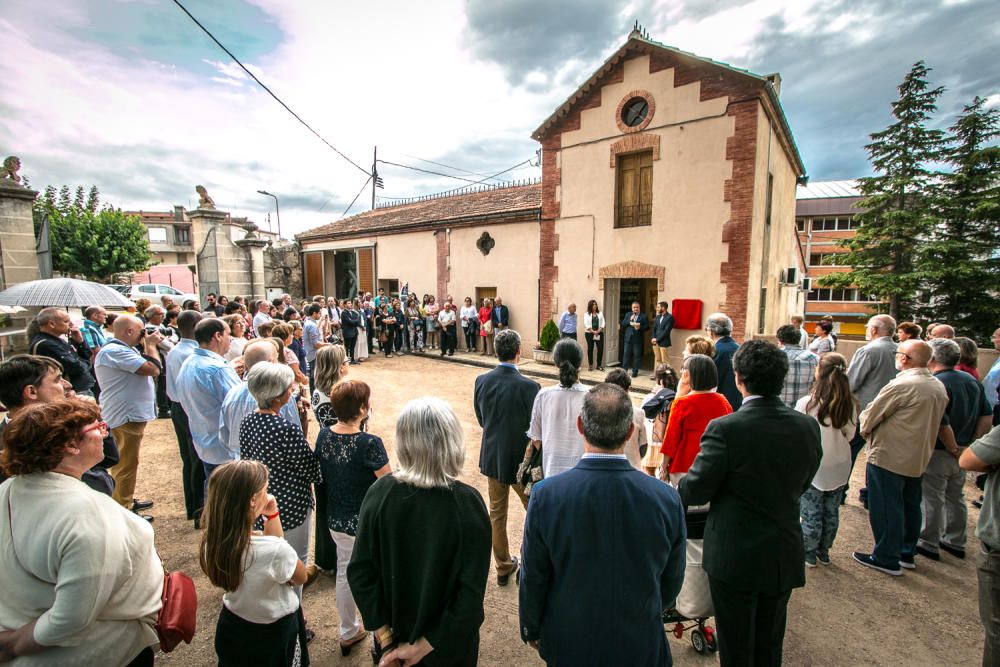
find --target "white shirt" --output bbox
[460,306,477,327]
[797,327,809,349]
[225,336,247,362]
[526,383,589,477]
[584,312,606,333]
[94,340,156,429]
[223,535,300,624]
[438,309,456,327]
[252,311,271,336]
[624,406,648,470]
[796,395,856,491]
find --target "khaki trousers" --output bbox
[487,477,529,576]
[652,342,670,365]
[110,421,147,508]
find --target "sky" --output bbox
[1,0,997,237]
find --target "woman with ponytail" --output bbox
[525,338,589,477]
[795,352,858,567]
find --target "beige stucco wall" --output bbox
[374,230,438,292]
[744,104,804,336]
[446,223,540,346]
[552,54,736,360]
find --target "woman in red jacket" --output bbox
[659,354,732,484]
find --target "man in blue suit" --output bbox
[706,312,742,410]
[620,300,649,378]
[520,383,687,666]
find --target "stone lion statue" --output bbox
[195,184,216,209]
[1,156,22,185]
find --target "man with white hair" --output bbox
[145,305,174,419]
[221,339,301,458]
[29,307,95,397]
[917,338,993,561]
[251,299,271,336]
[705,312,741,410]
[846,314,899,506]
[94,314,163,516]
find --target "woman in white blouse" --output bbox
[525,339,589,477]
[460,297,479,352]
[0,400,163,666]
[223,314,248,361]
[583,299,606,371]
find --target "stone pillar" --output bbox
[0,181,40,290]
[188,206,228,303]
[235,236,268,302]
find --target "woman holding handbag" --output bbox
[0,400,163,666]
[201,460,310,666]
[583,299,605,371]
[479,297,495,356]
[375,304,396,358]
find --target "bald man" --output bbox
[853,339,949,575]
[94,314,163,515]
[932,324,956,340]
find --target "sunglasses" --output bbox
[81,421,109,436]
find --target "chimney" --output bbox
[765,73,781,97]
[174,205,186,221]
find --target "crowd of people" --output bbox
[0,286,999,666]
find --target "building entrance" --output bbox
[603,278,658,370]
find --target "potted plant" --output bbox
[533,319,560,364]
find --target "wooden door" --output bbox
[475,286,497,308]
[304,253,323,298]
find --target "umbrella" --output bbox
[0,278,133,308]
[0,305,26,315]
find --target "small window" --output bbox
[796,219,806,232]
[615,150,653,228]
[175,226,191,244]
[621,97,649,128]
[148,227,167,243]
[836,218,851,230]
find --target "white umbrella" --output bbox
[0,278,133,308]
[0,305,26,315]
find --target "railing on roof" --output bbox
[373,177,541,210]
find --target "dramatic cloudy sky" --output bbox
[1,0,997,236]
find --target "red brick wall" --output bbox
[538,135,561,333]
[435,230,450,299]
[719,100,759,341]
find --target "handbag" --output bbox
[157,568,198,652]
[651,399,673,445]
[516,445,544,496]
[482,319,494,335]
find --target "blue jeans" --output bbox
[867,463,922,569]
[800,485,844,560]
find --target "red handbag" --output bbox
[156,569,198,652]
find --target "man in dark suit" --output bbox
[340,298,361,363]
[679,339,822,667]
[620,300,649,378]
[706,311,742,410]
[650,300,675,378]
[474,328,540,586]
[491,296,510,331]
[520,382,686,666]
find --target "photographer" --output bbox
[94,315,163,519]
[145,305,174,419]
[27,307,95,398]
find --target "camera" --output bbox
[144,325,172,338]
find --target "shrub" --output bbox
[538,319,560,352]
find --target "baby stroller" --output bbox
[663,506,718,655]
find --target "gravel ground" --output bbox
[142,353,984,666]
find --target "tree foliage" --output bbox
[34,185,152,283]
[538,319,560,351]
[819,62,945,321]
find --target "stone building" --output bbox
[298,29,809,369]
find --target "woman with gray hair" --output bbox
[239,361,322,601]
[348,397,491,666]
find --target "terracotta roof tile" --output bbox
[297,182,542,242]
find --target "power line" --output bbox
[377,160,488,185]
[339,175,374,219]
[170,0,371,177]
[401,154,500,178]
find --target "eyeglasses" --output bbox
[81,421,109,436]
[895,351,913,360]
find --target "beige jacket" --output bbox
[860,368,949,477]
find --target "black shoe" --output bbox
[940,543,966,559]
[852,551,901,576]
[132,499,154,512]
[498,557,519,587]
[305,628,316,645]
[974,498,984,509]
[916,545,940,561]
[157,411,171,419]
[899,554,916,570]
[631,371,638,378]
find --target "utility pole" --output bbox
[371,146,378,210]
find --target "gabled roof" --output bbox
[297,182,542,243]
[532,32,806,177]
[796,180,861,199]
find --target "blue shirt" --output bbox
[221,382,301,457]
[304,319,322,362]
[94,340,156,429]
[80,319,106,350]
[558,311,577,334]
[175,347,241,464]
[165,339,198,402]
[985,357,1000,410]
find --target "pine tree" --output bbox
[57,185,71,214]
[820,61,945,321]
[918,96,1000,344]
[85,185,100,213]
[73,185,85,211]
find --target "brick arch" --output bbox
[598,261,665,290]
[609,134,661,167]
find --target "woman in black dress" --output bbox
[314,380,391,655]
[309,344,349,574]
[348,397,491,666]
[375,304,396,358]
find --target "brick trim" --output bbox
[719,100,759,341]
[435,230,450,299]
[538,218,559,334]
[597,261,665,290]
[609,134,661,167]
[615,90,656,134]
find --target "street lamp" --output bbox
[257,190,281,239]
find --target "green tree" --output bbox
[538,319,560,351]
[57,185,71,214]
[820,61,945,320]
[49,206,152,282]
[918,96,1000,343]
[72,185,85,211]
[85,185,100,214]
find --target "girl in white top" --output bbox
[795,352,857,567]
[526,339,589,477]
[201,460,309,666]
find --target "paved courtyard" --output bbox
[143,353,984,666]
